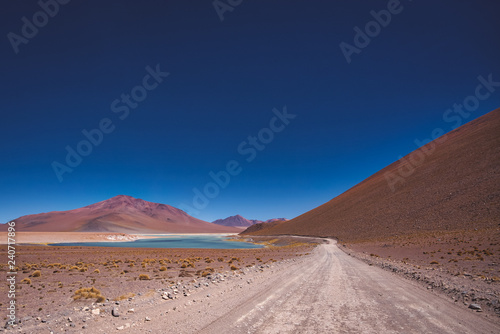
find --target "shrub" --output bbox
[72,286,105,302]
[159,266,167,271]
[430,261,439,265]
[93,269,100,274]
[230,265,238,271]
[21,278,31,284]
[32,270,41,277]
[138,274,150,280]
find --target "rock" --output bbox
[112,308,120,317]
[145,317,151,321]
[162,292,173,300]
[91,309,100,315]
[67,317,72,322]
[468,303,482,311]
[128,308,135,313]
[117,325,124,330]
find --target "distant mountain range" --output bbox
[212,215,287,227]
[243,108,500,242]
[1,195,239,233]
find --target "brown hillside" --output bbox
[1,195,239,234]
[243,109,500,241]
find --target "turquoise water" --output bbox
[50,235,263,249]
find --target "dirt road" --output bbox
[184,240,496,334]
[18,240,499,333]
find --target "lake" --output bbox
[50,234,263,249]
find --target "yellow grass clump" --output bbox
[32,270,41,277]
[72,286,105,302]
[21,278,31,284]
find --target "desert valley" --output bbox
[2,1,500,332]
[0,108,499,333]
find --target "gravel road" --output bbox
[17,240,499,333]
[195,240,500,334]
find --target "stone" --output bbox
[112,308,120,317]
[91,309,100,315]
[468,303,482,311]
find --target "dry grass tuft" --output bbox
[72,286,105,302]
[138,274,150,280]
[21,278,31,284]
[32,270,41,277]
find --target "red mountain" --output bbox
[212,215,287,227]
[2,195,239,233]
[242,109,500,242]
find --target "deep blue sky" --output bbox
[1,0,499,223]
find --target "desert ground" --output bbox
[344,227,500,317]
[0,236,316,333]
[2,236,499,333]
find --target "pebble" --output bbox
[91,309,100,315]
[145,317,151,321]
[468,303,482,311]
[112,308,120,317]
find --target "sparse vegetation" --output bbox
[138,274,150,280]
[32,270,41,277]
[72,287,105,302]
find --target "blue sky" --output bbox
[1,0,499,223]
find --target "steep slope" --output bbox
[243,109,500,241]
[212,215,287,227]
[2,195,239,233]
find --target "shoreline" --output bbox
[0,232,243,246]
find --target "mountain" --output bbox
[212,215,287,227]
[2,195,239,233]
[242,109,500,242]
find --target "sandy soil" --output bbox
[2,238,499,333]
[0,236,316,332]
[344,228,500,317]
[0,232,156,245]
